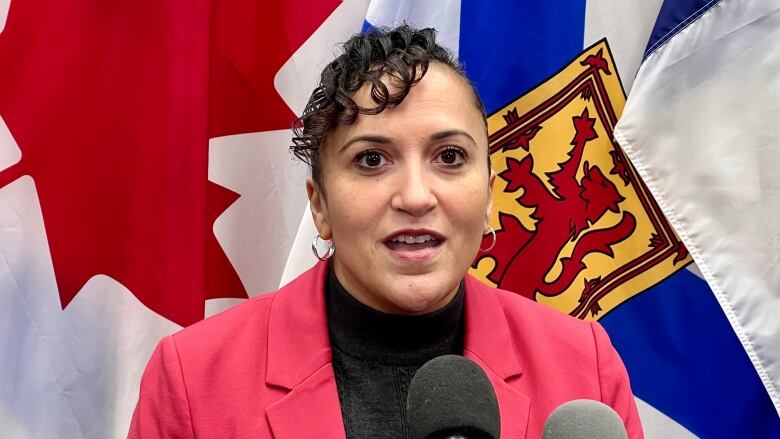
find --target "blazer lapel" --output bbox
[464,275,531,438]
[265,364,346,439]
[465,352,531,439]
[264,261,346,438]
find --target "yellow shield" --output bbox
[470,40,690,320]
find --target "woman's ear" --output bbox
[485,169,497,229]
[306,177,333,240]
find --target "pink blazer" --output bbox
[129,261,643,438]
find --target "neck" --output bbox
[325,264,465,365]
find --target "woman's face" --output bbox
[308,63,495,315]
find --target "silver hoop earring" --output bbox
[479,227,497,252]
[311,234,335,261]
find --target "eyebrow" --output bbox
[338,135,389,153]
[338,130,477,153]
[430,129,477,145]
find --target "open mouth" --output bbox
[384,232,443,252]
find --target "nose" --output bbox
[391,161,437,216]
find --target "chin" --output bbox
[387,282,456,315]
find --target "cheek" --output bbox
[447,185,491,233]
[462,174,491,208]
[327,187,385,237]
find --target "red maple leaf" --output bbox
[0,0,339,326]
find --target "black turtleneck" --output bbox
[326,266,465,439]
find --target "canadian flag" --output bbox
[0,0,368,436]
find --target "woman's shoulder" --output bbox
[465,279,642,438]
[168,293,278,355]
[166,262,326,359]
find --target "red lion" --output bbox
[474,108,636,307]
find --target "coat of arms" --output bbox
[471,40,690,319]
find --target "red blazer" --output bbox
[129,261,643,438]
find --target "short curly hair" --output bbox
[291,24,486,188]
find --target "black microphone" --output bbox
[542,399,628,439]
[406,355,500,439]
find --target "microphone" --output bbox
[406,355,500,439]
[542,399,628,439]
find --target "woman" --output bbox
[129,25,643,438]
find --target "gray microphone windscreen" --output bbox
[542,399,627,439]
[406,355,500,439]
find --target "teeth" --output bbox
[392,234,436,243]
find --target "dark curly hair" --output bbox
[291,24,486,188]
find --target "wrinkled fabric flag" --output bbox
[614,0,780,433]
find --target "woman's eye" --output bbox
[436,147,466,166]
[356,150,386,168]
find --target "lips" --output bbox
[384,229,444,260]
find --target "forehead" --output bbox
[327,63,486,148]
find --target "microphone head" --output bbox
[406,355,500,439]
[542,399,627,439]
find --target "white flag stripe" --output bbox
[275,0,371,117]
[280,201,320,286]
[205,297,246,318]
[0,0,10,34]
[0,115,21,173]
[209,130,309,297]
[584,0,715,333]
[365,0,461,56]
[583,0,664,93]
[0,177,179,438]
[685,263,705,282]
[615,0,780,415]
[635,397,699,439]
[0,407,30,439]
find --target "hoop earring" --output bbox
[479,227,496,252]
[311,234,335,261]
